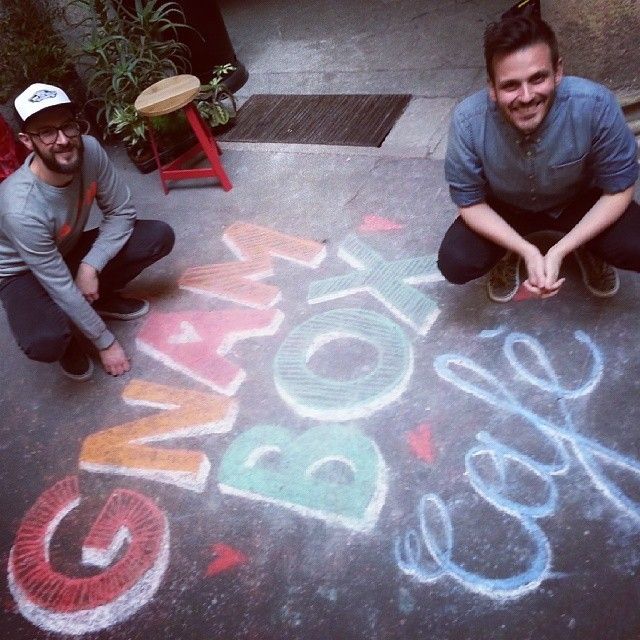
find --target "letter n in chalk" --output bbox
[80,380,237,492]
[136,309,283,395]
[218,424,388,532]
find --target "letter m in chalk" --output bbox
[308,234,443,335]
[218,424,388,532]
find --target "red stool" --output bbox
[134,74,232,194]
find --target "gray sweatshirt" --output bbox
[0,135,136,349]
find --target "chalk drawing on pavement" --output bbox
[358,214,405,232]
[308,234,443,335]
[80,379,238,492]
[407,423,436,464]
[7,476,169,635]
[205,543,248,576]
[179,222,326,308]
[219,423,388,532]
[274,308,413,421]
[396,330,640,600]
[136,309,284,395]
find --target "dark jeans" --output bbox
[0,219,174,362]
[437,189,640,284]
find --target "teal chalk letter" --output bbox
[308,234,442,334]
[218,424,388,532]
[274,308,413,421]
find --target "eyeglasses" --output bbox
[26,119,83,145]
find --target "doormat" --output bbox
[217,94,411,147]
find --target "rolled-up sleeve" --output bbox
[590,89,639,193]
[445,108,487,208]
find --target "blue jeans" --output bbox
[0,219,174,362]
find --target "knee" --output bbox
[156,221,175,257]
[21,329,71,363]
[136,220,175,259]
[437,243,479,285]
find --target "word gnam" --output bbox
[395,330,640,600]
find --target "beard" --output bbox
[33,136,84,175]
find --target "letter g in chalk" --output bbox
[273,308,413,421]
[218,424,388,532]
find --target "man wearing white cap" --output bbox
[0,83,175,381]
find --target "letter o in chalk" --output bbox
[274,308,413,420]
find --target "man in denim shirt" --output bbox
[438,15,640,302]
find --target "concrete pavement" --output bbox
[2,1,640,639]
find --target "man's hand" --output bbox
[540,247,566,297]
[99,340,131,376]
[522,245,546,292]
[75,262,100,302]
[522,245,565,298]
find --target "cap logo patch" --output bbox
[29,89,57,103]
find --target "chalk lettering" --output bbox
[80,379,237,492]
[273,308,413,420]
[179,222,326,307]
[8,476,169,635]
[396,330,640,600]
[218,424,388,532]
[136,309,284,395]
[308,234,442,334]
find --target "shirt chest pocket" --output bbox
[547,153,588,187]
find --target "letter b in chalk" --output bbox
[218,424,388,532]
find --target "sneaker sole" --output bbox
[486,259,521,303]
[574,253,620,298]
[60,358,94,382]
[96,300,150,320]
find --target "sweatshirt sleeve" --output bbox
[1,210,115,350]
[81,137,136,272]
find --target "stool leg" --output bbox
[184,103,233,192]
[146,119,169,195]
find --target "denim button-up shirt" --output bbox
[445,76,639,215]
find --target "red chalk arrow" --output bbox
[407,423,436,464]
[358,214,405,232]
[206,543,248,576]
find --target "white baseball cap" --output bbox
[14,83,74,124]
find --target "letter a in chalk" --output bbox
[218,424,388,532]
[136,309,284,395]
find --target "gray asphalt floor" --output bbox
[2,1,640,639]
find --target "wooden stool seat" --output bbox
[134,74,232,193]
[134,75,201,117]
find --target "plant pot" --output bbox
[127,129,198,174]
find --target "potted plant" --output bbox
[0,0,80,119]
[64,0,236,172]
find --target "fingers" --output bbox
[99,341,131,376]
[523,277,565,298]
[105,357,131,376]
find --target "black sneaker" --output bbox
[59,338,94,382]
[94,294,150,320]
[574,248,619,298]
[487,251,521,303]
